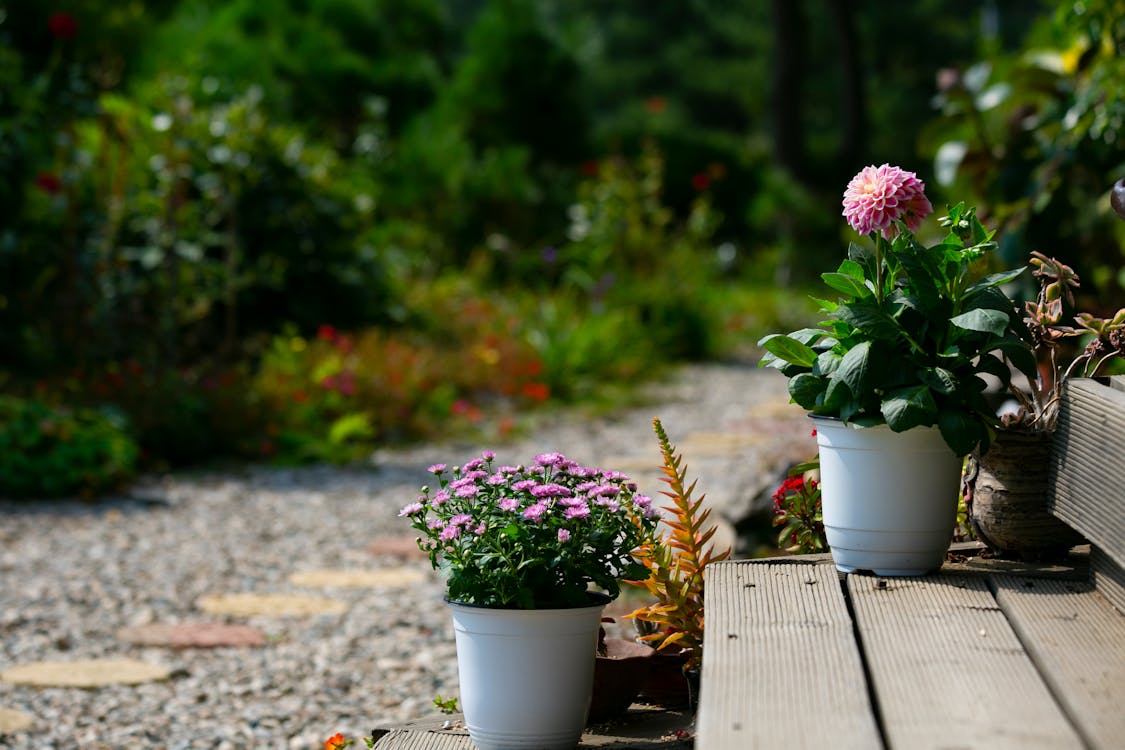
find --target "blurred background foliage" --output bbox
[1,0,1121,495]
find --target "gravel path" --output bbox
[0,363,811,749]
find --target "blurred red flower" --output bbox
[48,12,78,40]
[35,172,62,194]
[521,382,550,402]
[690,173,710,192]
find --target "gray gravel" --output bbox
[0,363,810,749]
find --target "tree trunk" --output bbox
[770,0,806,183]
[827,0,866,178]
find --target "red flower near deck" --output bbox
[323,733,352,750]
[48,12,78,40]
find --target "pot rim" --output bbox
[445,590,613,611]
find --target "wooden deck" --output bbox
[371,704,694,749]
[697,551,1125,750]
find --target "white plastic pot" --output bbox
[447,595,607,750]
[813,417,963,576]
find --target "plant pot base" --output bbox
[835,563,936,577]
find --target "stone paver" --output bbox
[0,659,170,688]
[117,622,266,648]
[288,567,428,589]
[195,593,348,618]
[0,707,34,732]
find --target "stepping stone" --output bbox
[0,659,170,688]
[367,535,428,559]
[287,567,427,588]
[117,622,266,648]
[0,707,34,732]
[196,593,348,618]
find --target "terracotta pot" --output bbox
[587,638,655,724]
[966,429,1084,560]
[636,649,692,708]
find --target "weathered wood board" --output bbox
[848,574,1083,750]
[1049,376,1125,569]
[992,574,1125,750]
[697,561,882,749]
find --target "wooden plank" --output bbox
[1091,545,1125,615]
[696,560,882,749]
[373,729,471,750]
[848,574,1083,749]
[1049,377,1125,568]
[993,574,1125,750]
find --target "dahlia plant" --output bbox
[760,164,1036,456]
[402,451,659,609]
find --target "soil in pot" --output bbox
[966,429,1085,560]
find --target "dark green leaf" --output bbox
[990,339,1039,384]
[813,350,843,377]
[950,308,1009,336]
[918,367,957,394]
[938,409,986,457]
[974,353,1013,384]
[881,385,938,432]
[835,341,873,395]
[837,302,902,341]
[788,373,825,410]
[965,267,1027,294]
[820,377,852,414]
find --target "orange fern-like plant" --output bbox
[625,418,730,670]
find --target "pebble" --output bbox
[0,363,806,749]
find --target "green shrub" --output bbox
[0,396,138,498]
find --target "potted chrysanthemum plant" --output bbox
[760,164,1035,576]
[401,450,659,750]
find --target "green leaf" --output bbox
[881,385,938,432]
[811,296,839,313]
[820,377,852,414]
[788,373,825,410]
[965,267,1027,294]
[760,334,818,368]
[838,259,866,280]
[974,353,1013,384]
[989,339,1039,384]
[950,308,1009,336]
[837,302,902,342]
[918,367,957,395]
[938,409,986,457]
[813,350,842,377]
[821,272,870,299]
[834,341,873,396]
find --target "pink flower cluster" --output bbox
[842,164,933,239]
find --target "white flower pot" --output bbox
[447,596,607,750]
[813,417,963,576]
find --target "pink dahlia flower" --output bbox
[842,164,933,238]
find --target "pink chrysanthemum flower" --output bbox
[842,164,933,238]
